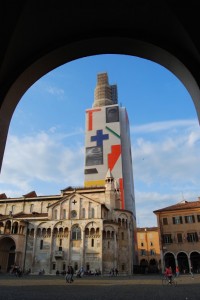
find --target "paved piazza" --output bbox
[0,274,200,300]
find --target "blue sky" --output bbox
[0,54,200,227]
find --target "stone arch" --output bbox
[0,236,16,273]
[5,220,11,234]
[1,35,200,174]
[12,221,19,234]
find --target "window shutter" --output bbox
[185,216,188,223]
[180,216,183,224]
[195,232,198,242]
[192,215,195,223]
[172,217,175,224]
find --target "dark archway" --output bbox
[177,252,189,274]
[149,259,158,273]
[0,237,16,273]
[164,252,176,272]
[190,251,200,273]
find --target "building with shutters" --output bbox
[136,227,161,273]
[154,198,200,274]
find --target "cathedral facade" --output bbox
[0,73,137,275]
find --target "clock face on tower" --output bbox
[71,210,77,218]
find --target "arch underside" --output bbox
[1,2,200,172]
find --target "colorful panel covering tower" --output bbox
[84,73,136,216]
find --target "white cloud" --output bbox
[0,119,200,228]
[131,119,198,134]
[45,85,64,97]
[0,130,84,197]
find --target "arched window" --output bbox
[85,228,89,236]
[42,228,46,237]
[90,227,95,235]
[72,226,81,240]
[30,228,35,236]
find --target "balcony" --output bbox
[54,250,63,259]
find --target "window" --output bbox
[163,218,168,225]
[91,239,94,247]
[172,216,183,224]
[121,232,124,240]
[150,249,155,255]
[197,215,200,222]
[71,210,77,218]
[150,242,153,246]
[141,242,144,247]
[40,240,43,249]
[141,249,146,256]
[163,234,173,244]
[108,241,110,249]
[72,226,81,240]
[54,209,58,220]
[177,233,183,243]
[187,232,198,242]
[185,215,195,223]
[52,263,56,270]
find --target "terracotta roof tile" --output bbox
[0,193,7,199]
[154,200,200,213]
[23,191,37,198]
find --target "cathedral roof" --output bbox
[23,191,37,198]
[0,193,7,199]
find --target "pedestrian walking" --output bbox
[66,265,74,283]
[175,266,179,277]
[190,266,194,278]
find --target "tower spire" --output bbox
[93,72,114,107]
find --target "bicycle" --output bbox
[162,275,177,286]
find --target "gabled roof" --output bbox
[0,193,7,199]
[153,199,200,213]
[23,191,37,198]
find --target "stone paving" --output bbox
[0,274,200,300]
